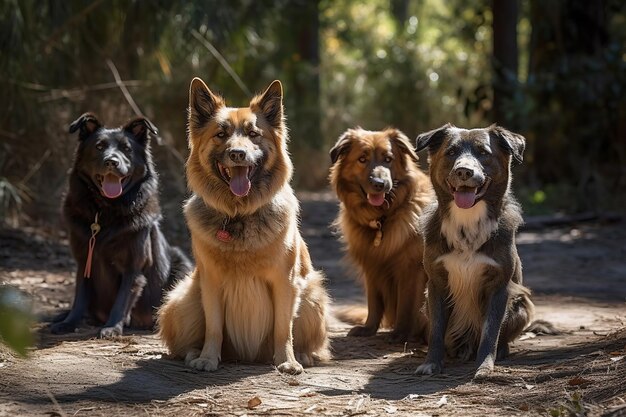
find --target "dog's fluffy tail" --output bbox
[525,319,561,335]
[334,305,368,326]
[165,246,193,290]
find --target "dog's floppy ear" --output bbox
[414,123,452,153]
[330,129,356,164]
[188,77,224,130]
[69,113,102,140]
[251,80,284,130]
[489,124,526,164]
[387,128,419,164]
[124,117,159,144]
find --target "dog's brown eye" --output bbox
[446,149,456,156]
[123,144,132,152]
[358,156,367,163]
[95,143,104,151]
[249,131,259,138]
[384,156,393,163]
[216,132,226,139]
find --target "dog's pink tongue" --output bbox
[367,193,385,207]
[454,189,477,209]
[102,173,123,199]
[229,166,251,197]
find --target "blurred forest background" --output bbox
[1,0,625,230]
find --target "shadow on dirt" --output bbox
[323,330,626,401]
[57,358,273,403]
[15,355,275,405]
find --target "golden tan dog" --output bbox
[329,128,433,342]
[157,78,330,374]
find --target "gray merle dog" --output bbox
[413,124,536,379]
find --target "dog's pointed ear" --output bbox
[251,80,284,130]
[414,123,451,153]
[124,117,159,144]
[489,124,526,164]
[387,128,419,163]
[330,129,355,164]
[69,113,102,140]
[189,77,224,131]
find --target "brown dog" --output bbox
[157,78,330,374]
[414,124,534,379]
[329,128,433,342]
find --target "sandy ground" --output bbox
[1,191,625,417]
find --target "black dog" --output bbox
[50,113,192,338]
[414,124,535,379]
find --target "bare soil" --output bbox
[1,191,625,417]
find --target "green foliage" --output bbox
[0,286,34,356]
[321,0,493,143]
[548,391,587,417]
[0,0,624,220]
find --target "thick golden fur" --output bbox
[329,128,433,342]
[158,78,330,374]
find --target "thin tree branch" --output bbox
[191,29,252,96]
[106,59,144,117]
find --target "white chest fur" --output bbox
[436,201,501,343]
[440,201,498,252]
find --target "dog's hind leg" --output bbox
[498,284,534,358]
[391,268,428,343]
[157,273,205,359]
[165,246,193,290]
[293,272,331,366]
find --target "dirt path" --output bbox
[1,192,625,416]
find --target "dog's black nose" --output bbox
[104,158,119,168]
[229,149,246,162]
[454,167,474,181]
[369,176,386,192]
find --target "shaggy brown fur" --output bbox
[329,128,434,342]
[414,124,534,379]
[157,78,330,375]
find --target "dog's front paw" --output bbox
[99,325,123,338]
[348,325,377,337]
[473,365,493,381]
[50,321,77,334]
[415,361,443,375]
[189,356,219,372]
[277,360,303,375]
[473,356,495,381]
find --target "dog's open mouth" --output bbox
[367,192,386,207]
[218,162,256,197]
[447,177,491,209]
[360,185,388,207]
[96,173,129,199]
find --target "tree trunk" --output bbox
[492,0,519,128]
[390,0,410,28]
